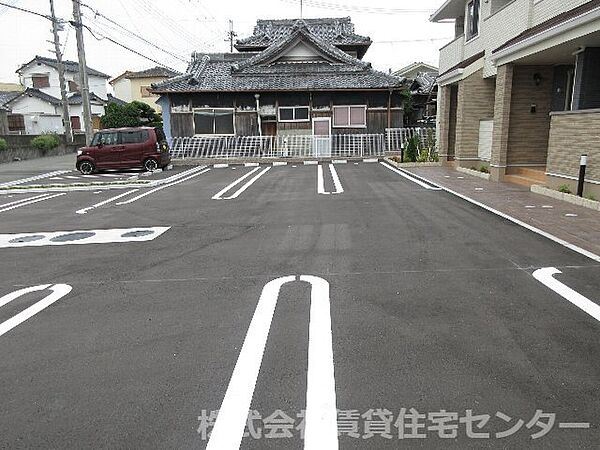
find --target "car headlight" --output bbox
[77,150,83,156]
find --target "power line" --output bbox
[373,37,453,44]
[279,0,436,15]
[0,1,50,20]
[80,2,188,63]
[80,22,179,72]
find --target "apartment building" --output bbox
[432,0,600,196]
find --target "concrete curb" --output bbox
[172,156,383,165]
[456,166,491,180]
[531,184,600,212]
[383,157,442,168]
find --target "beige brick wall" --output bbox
[455,69,496,163]
[491,64,513,174]
[532,0,589,26]
[547,110,600,185]
[506,66,554,166]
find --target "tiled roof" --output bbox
[152,21,403,93]
[493,0,600,54]
[110,66,181,84]
[0,91,21,107]
[410,72,437,95]
[235,17,371,56]
[17,55,110,78]
[6,88,62,106]
[107,93,128,105]
[67,92,106,105]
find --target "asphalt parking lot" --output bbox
[0,160,598,449]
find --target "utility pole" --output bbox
[225,20,237,53]
[49,0,73,144]
[72,0,93,145]
[300,0,303,18]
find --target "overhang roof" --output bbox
[17,55,110,79]
[5,87,62,107]
[430,0,465,22]
[110,66,181,85]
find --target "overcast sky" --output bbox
[0,0,453,85]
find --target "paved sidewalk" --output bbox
[405,166,600,259]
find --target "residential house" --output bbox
[0,106,8,134]
[110,66,180,112]
[432,0,600,196]
[2,56,110,134]
[393,62,439,126]
[152,17,405,142]
[393,61,439,80]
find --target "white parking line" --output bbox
[318,164,343,195]
[212,167,261,200]
[533,267,600,322]
[304,161,318,165]
[363,158,378,163]
[244,162,259,167]
[0,170,71,187]
[0,284,72,338]
[117,168,210,205]
[207,275,338,450]
[76,189,140,214]
[273,161,287,166]
[214,164,229,168]
[379,162,442,190]
[329,164,344,194]
[0,193,66,213]
[0,194,50,209]
[214,167,271,200]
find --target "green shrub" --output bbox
[31,134,60,151]
[479,165,490,174]
[0,137,7,151]
[404,135,419,163]
[558,184,572,194]
[586,194,597,201]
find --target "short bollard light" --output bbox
[577,154,587,197]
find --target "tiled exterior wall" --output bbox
[455,69,496,163]
[532,0,589,26]
[547,110,600,183]
[439,36,465,74]
[506,66,554,165]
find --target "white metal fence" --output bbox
[170,129,434,160]
[385,127,435,152]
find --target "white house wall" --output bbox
[10,95,58,115]
[24,114,63,135]
[20,63,108,100]
[112,78,132,102]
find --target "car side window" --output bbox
[97,132,118,146]
[121,131,141,144]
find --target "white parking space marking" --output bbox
[0,170,71,187]
[0,193,66,213]
[379,162,442,190]
[273,161,287,166]
[0,194,50,209]
[304,161,318,165]
[0,227,170,249]
[214,164,229,168]
[0,284,72,338]
[76,189,140,214]
[363,158,378,163]
[244,162,259,167]
[117,167,210,205]
[207,276,338,450]
[533,267,600,323]
[212,167,270,200]
[318,164,343,195]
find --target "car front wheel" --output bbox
[144,158,158,172]
[78,161,95,175]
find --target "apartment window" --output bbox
[7,114,25,132]
[466,0,480,40]
[193,108,235,135]
[332,105,367,128]
[68,80,79,92]
[32,75,50,88]
[278,106,310,122]
[140,85,156,98]
[70,116,81,131]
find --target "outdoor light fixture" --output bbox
[533,73,542,86]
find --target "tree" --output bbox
[100,101,162,128]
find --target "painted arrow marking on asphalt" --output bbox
[533,267,600,322]
[207,275,338,450]
[0,284,72,337]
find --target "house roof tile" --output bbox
[17,55,110,78]
[152,21,403,93]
